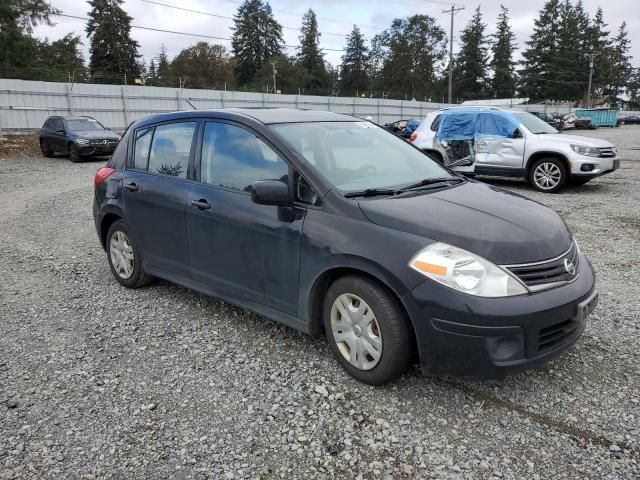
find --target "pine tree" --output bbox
[147,59,157,86]
[232,0,283,86]
[0,0,58,74]
[86,0,141,84]
[606,22,632,107]
[297,9,329,93]
[35,34,88,82]
[454,6,490,100]
[370,15,446,100]
[519,0,563,101]
[156,44,172,86]
[339,26,369,95]
[586,7,611,101]
[491,5,517,98]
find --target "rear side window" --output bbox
[133,128,153,170]
[430,114,441,131]
[147,122,196,178]
[200,122,289,191]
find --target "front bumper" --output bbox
[78,144,117,156]
[401,254,596,377]
[569,154,620,177]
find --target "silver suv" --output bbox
[411,107,620,192]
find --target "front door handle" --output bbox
[191,199,211,210]
[124,182,138,192]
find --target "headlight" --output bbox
[570,144,600,157]
[75,137,90,145]
[409,243,528,297]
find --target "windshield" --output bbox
[66,118,106,131]
[512,112,558,134]
[271,121,453,193]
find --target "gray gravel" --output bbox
[1,126,640,479]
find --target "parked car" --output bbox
[411,107,620,192]
[93,108,598,385]
[562,114,595,130]
[383,118,420,138]
[617,115,640,126]
[39,115,121,162]
[531,111,564,130]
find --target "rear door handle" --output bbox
[124,182,138,192]
[191,199,211,210]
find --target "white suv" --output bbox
[411,107,620,192]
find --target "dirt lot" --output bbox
[1,127,639,479]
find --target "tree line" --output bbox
[1,0,638,107]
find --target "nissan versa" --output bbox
[93,108,598,385]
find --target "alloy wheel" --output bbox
[533,162,562,190]
[109,231,135,279]
[330,293,383,371]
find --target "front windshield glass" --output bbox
[271,121,453,192]
[512,112,558,134]
[66,118,106,131]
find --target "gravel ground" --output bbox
[1,126,639,479]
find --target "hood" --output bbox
[535,133,613,148]
[71,129,120,140]
[358,181,572,265]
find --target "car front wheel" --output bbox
[529,157,567,193]
[68,144,81,163]
[323,275,413,385]
[106,220,154,288]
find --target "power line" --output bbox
[55,13,347,52]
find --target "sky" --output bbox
[34,0,640,72]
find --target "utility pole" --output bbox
[586,53,596,108]
[271,61,277,94]
[443,4,465,104]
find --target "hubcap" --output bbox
[330,293,382,371]
[534,162,561,190]
[109,231,135,279]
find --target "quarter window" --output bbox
[133,128,153,170]
[147,122,196,178]
[200,122,289,191]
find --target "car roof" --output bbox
[437,106,525,115]
[48,115,97,121]
[134,108,358,127]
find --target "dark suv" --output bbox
[93,108,598,385]
[40,115,121,162]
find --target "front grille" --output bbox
[538,319,579,352]
[90,139,118,146]
[598,147,615,157]
[506,242,579,291]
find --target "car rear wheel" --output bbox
[106,220,154,288]
[68,144,81,163]
[323,275,413,385]
[40,139,54,157]
[529,158,567,193]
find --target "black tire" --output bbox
[68,143,81,163]
[40,139,54,157]
[569,177,592,186]
[323,275,413,385]
[528,157,567,193]
[106,220,154,288]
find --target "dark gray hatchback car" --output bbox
[93,108,598,385]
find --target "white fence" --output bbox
[0,79,453,133]
[1,79,636,134]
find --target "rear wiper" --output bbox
[398,176,465,192]
[344,188,398,198]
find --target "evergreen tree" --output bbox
[155,44,172,86]
[454,6,490,100]
[147,59,157,85]
[606,22,632,107]
[370,15,446,100]
[231,0,283,86]
[35,34,88,82]
[553,0,590,101]
[86,0,141,84]
[0,0,58,75]
[253,54,310,93]
[491,5,517,98]
[297,9,329,93]
[519,0,563,101]
[339,26,369,95]
[586,7,611,100]
[170,42,235,90]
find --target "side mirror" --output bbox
[251,180,291,206]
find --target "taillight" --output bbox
[94,167,115,187]
[410,133,417,142]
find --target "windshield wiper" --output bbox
[398,176,465,192]
[344,188,398,198]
